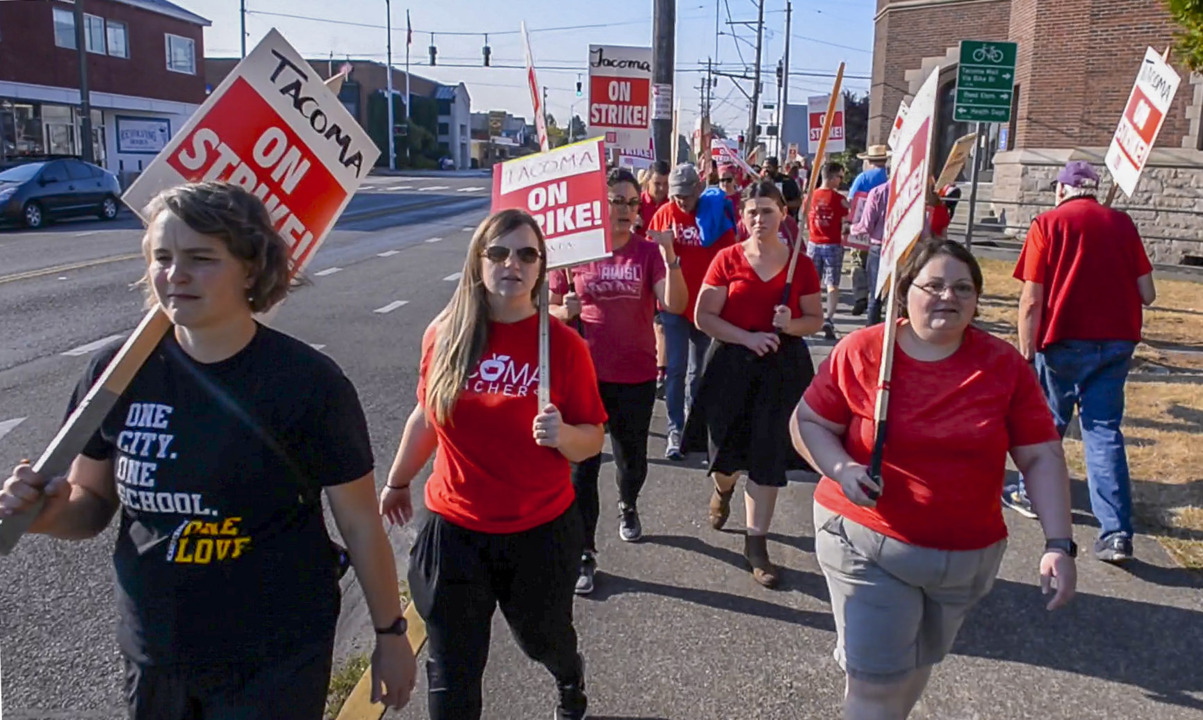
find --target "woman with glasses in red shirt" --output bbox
[550,168,687,594]
[685,180,824,588]
[380,210,608,720]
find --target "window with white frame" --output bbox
[165,33,195,74]
[53,7,75,49]
[106,20,128,58]
[85,14,105,54]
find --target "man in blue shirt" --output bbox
[846,145,891,315]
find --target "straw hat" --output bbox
[857,144,892,161]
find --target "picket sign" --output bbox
[1104,46,1177,206]
[865,66,940,501]
[783,63,844,303]
[933,131,978,192]
[588,44,653,155]
[886,99,909,151]
[0,31,376,556]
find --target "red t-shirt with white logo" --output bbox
[807,188,849,245]
[1013,197,1153,351]
[703,242,820,333]
[803,322,1058,551]
[418,316,608,533]
[647,201,736,322]
[549,236,666,385]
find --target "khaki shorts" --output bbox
[814,503,1006,682]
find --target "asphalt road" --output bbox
[0,171,491,720]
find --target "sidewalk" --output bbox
[382,301,1203,720]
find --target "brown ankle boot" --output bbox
[708,485,735,530]
[744,534,780,588]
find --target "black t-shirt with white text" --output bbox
[70,324,374,666]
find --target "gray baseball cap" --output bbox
[668,163,700,196]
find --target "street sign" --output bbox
[954,40,1017,123]
[807,94,845,153]
[1105,46,1181,198]
[588,45,653,155]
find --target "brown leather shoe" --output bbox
[744,534,780,588]
[708,486,735,530]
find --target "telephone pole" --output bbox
[386,0,395,170]
[73,0,94,163]
[240,0,247,57]
[747,0,765,157]
[652,0,675,164]
[778,1,792,160]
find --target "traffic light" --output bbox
[483,35,491,66]
[576,75,582,97]
[776,60,783,88]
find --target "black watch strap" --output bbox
[375,616,408,636]
[1044,538,1078,558]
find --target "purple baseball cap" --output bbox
[1056,160,1100,188]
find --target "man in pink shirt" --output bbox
[850,181,889,325]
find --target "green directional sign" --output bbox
[954,40,1017,123]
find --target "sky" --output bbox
[174,0,876,135]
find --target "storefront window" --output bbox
[1,103,45,160]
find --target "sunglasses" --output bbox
[609,197,641,210]
[720,176,735,183]
[483,245,542,264]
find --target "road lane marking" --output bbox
[388,185,414,191]
[0,253,143,285]
[443,272,462,282]
[310,344,327,351]
[0,417,26,444]
[424,237,443,243]
[418,185,450,192]
[314,267,343,277]
[456,186,485,192]
[377,250,400,257]
[462,226,474,232]
[62,334,125,357]
[373,300,410,314]
[75,231,101,237]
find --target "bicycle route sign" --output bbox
[954,40,1017,123]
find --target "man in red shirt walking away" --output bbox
[638,160,670,231]
[1009,160,1157,564]
[807,162,850,340]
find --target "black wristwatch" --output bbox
[375,616,408,636]
[1044,538,1078,558]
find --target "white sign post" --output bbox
[1105,46,1180,199]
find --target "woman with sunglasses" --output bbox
[380,209,607,720]
[718,163,742,208]
[685,180,824,588]
[0,182,416,719]
[549,168,687,594]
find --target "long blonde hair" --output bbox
[425,209,548,425]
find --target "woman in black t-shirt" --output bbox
[0,182,416,720]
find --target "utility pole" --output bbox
[778,1,791,161]
[73,0,94,163]
[386,0,395,170]
[747,0,764,157]
[652,0,675,164]
[543,86,550,145]
[240,0,247,58]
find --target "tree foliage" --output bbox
[1166,0,1203,72]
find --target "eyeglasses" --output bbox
[483,245,542,265]
[609,197,641,210]
[914,281,977,299]
[719,176,735,183]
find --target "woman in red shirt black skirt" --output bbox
[380,209,608,720]
[683,180,825,587]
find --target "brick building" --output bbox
[0,0,208,176]
[871,0,1203,265]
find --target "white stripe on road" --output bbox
[0,417,26,444]
[62,334,125,357]
[314,267,343,277]
[377,250,400,257]
[418,185,450,192]
[309,344,326,351]
[387,185,414,191]
[74,231,101,237]
[443,272,462,282]
[462,227,474,232]
[424,237,443,243]
[374,301,410,314]
[456,186,485,192]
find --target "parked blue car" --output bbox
[0,158,123,229]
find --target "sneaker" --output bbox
[618,503,642,542]
[1002,487,1038,519]
[554,656,588,720]
[1094,534,1133,564]
[665,429,684,461]
[574,552,596,595]
[851,298,867,316]
[822,320,837,341]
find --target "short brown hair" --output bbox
[138,182,295,313]
[741,179,786,209]
[895,238,983,318]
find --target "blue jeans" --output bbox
[661,311,710,437]
[865,244,882,325]
[1016,340,1136,540]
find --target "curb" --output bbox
[334,602,428,720]
[336,195,488,226]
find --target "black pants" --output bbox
[408,506,585,720]
[570,380,656,552]
[124,635,334,720]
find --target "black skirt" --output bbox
[681,335,816,487]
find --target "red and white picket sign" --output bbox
[1105,47,1181,198]
[887,99,909,151]
[808,94,846,153]
[492,137,612,270]
[123,29,376,271]
[589,45,653,155]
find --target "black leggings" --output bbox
[408,507,585,720]
[570,380,657,552]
